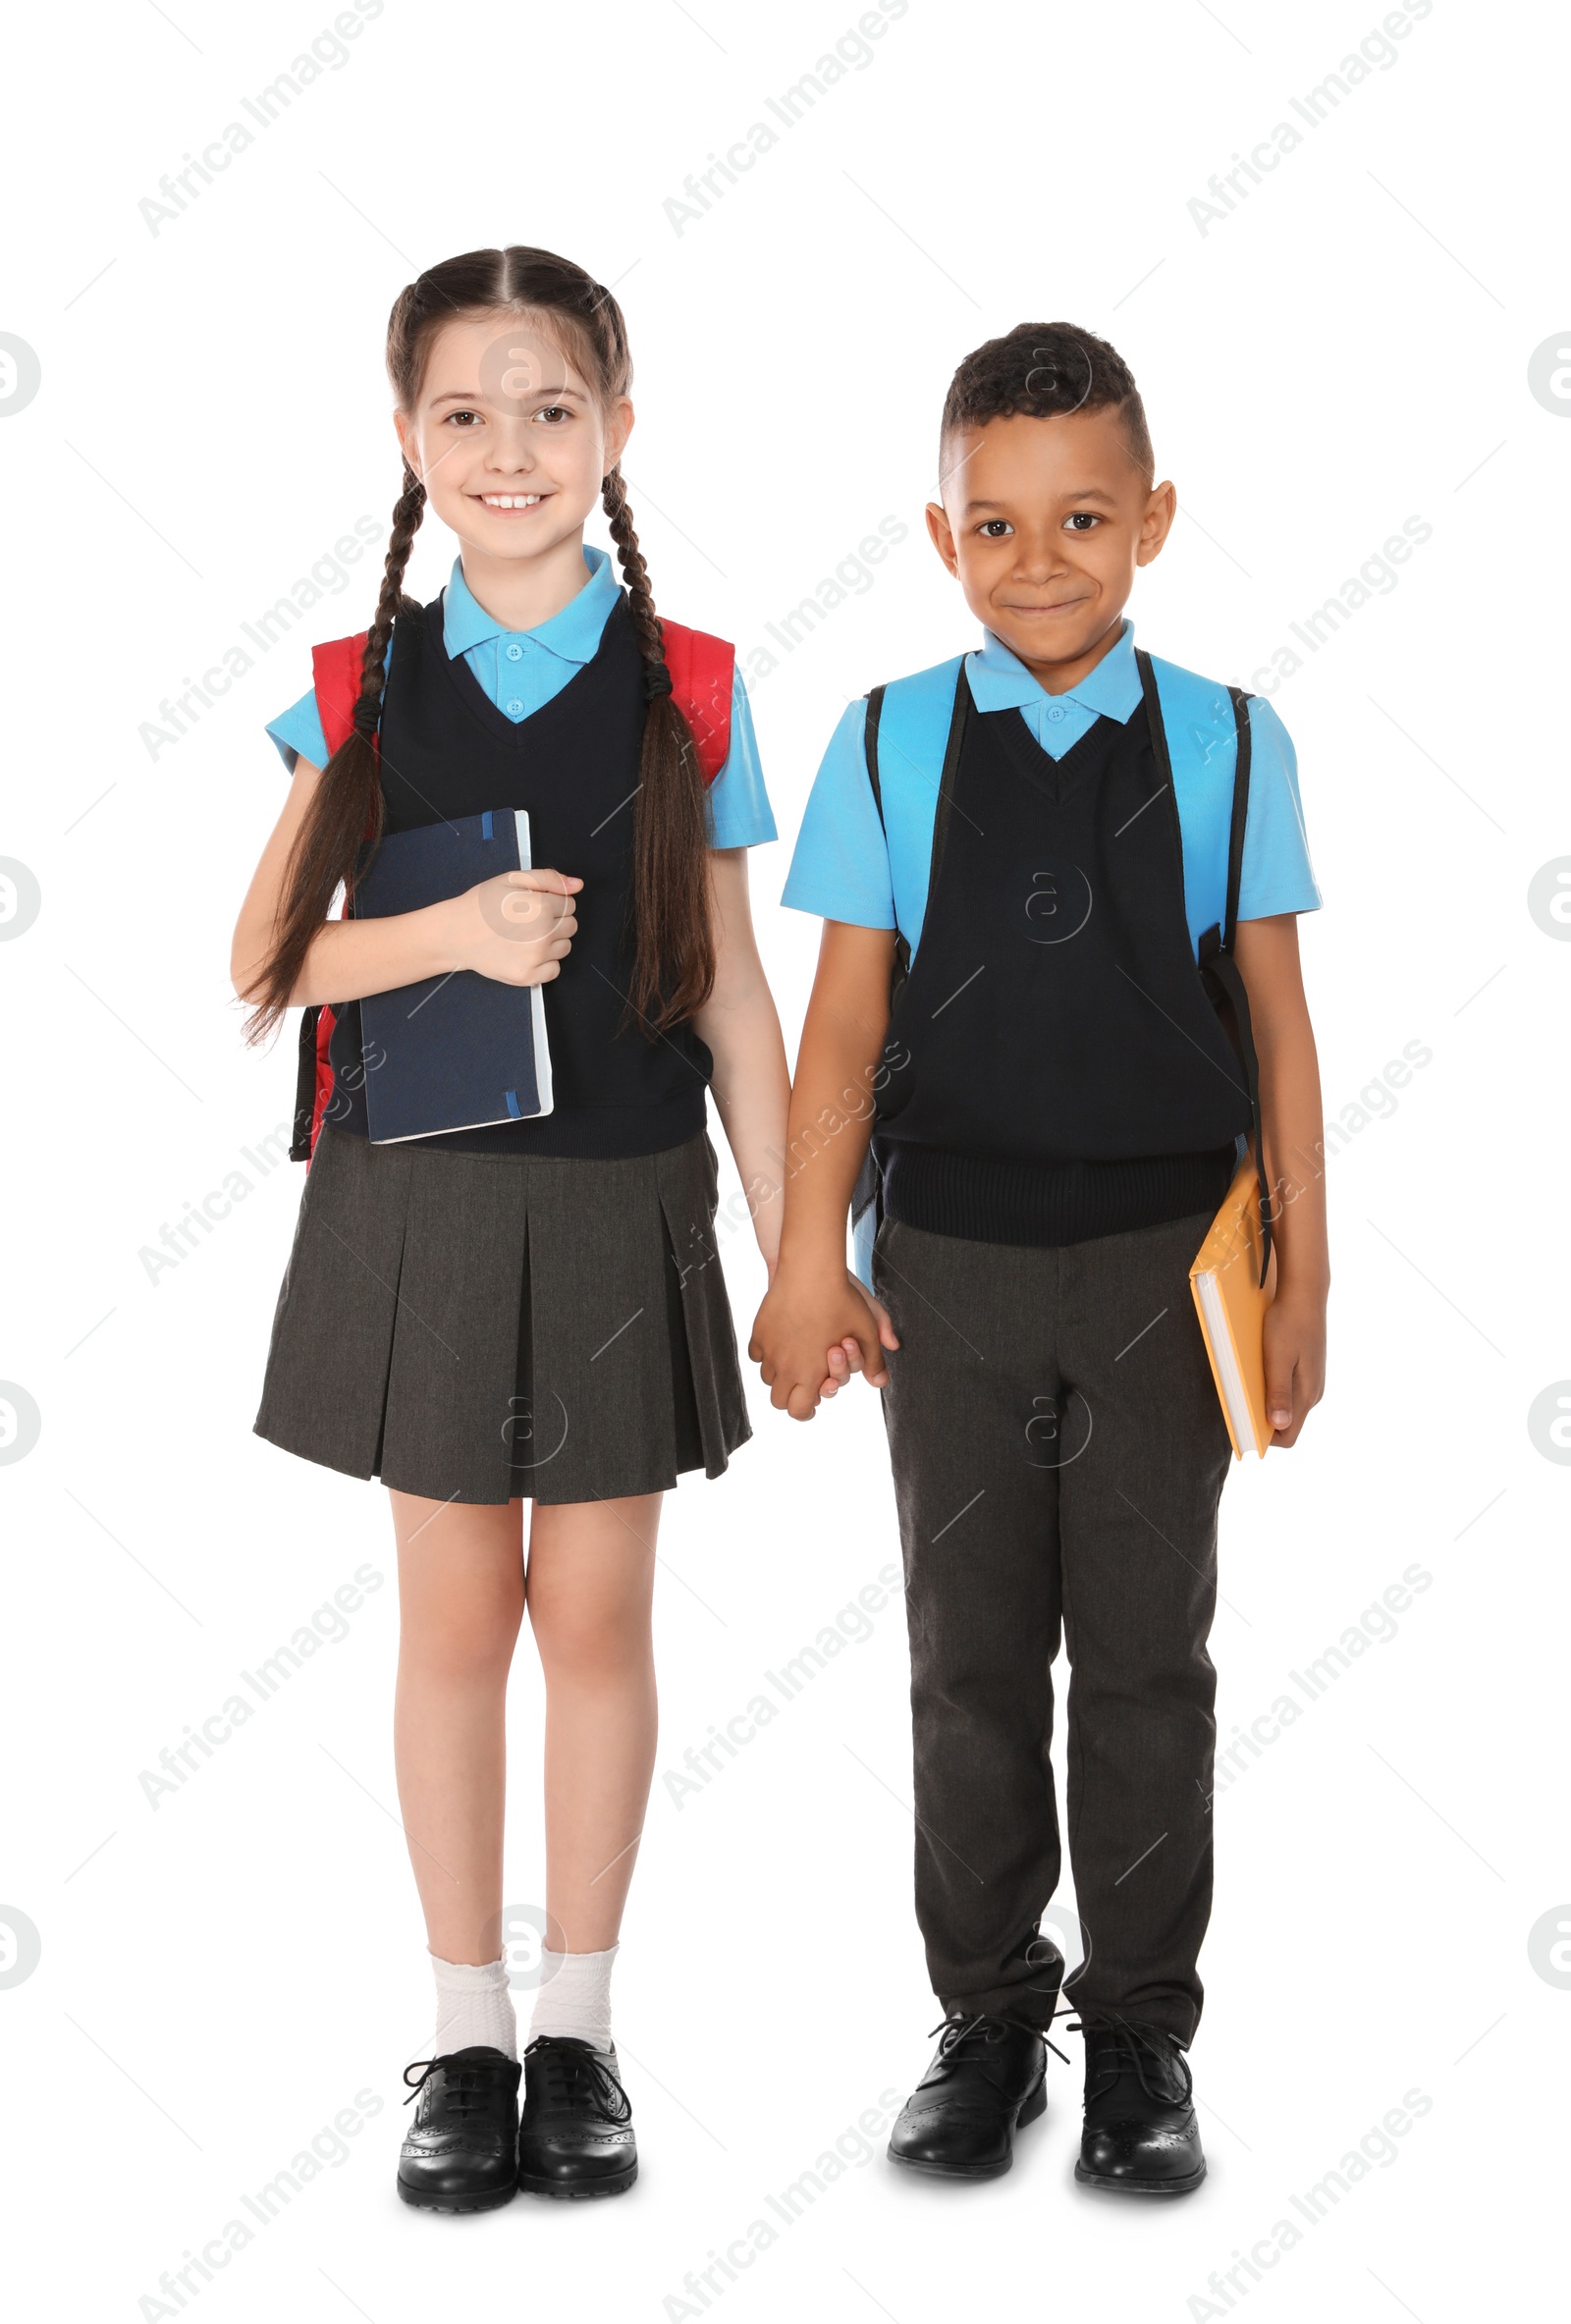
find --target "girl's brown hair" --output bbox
[245,246,713,1042]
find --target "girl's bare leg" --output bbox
[525,1493,662,1953]
[390,1490,525,1965]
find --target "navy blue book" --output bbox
[352,807,554,1143]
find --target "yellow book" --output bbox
[1189,1155,1276,1461]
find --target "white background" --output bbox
[1,2,1565,2318]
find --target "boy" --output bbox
[751,324,1327,2193]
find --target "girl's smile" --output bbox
[473,490,547,513]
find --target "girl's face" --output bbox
[393,310,632,565]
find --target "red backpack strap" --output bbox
[293,631,371,1163]
[311,631,370,759]
[660,622,733,785]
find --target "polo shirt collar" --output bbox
[967,615,1143,724]
[441,544,621,663]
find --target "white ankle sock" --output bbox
[529,1944,618,2054]
[430,1953,517,2061]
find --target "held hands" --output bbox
[441,868,581,988]
[749,1265,899,1422]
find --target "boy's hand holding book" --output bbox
[1262,1283,1326,1447]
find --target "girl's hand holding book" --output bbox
[441,867,582,988]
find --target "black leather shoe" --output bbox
[887,2015,1050,2179]
[398,2046,521,2211]
[1075,2022,1206,2195]
[517,2036,637,2197]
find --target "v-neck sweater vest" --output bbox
[873,685,1252,1247]
[326,594,711,1160]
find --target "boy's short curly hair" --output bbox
[940,322,1154,490]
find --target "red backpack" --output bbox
[291,620,735,1160]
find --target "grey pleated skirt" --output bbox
[253,1124,751,1506]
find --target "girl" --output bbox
[232,247,787,2211]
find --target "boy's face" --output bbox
[927,407,1175,689]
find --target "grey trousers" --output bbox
[872,1210,1233,2046]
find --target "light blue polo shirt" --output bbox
[782,617,1320,955]
[266,548,777,850]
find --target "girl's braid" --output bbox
[601,465,675,705]
[600,461,711,1029]
[353,463,426,733]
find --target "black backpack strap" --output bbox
[927,662,971,909]
[864,683,888,831]
[1196,683,1271,1286]
[863,678,908,994]
[862,661,970,902]
[862,667,972,983]
[851,666,970,1236]
[1200,942,1271,1288]
[851,685,890,1235]
[1222,682,1252,950]
[1133,645,1187,882]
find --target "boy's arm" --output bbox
[690,849,791,1275]
[1234,912,1328,1448]
[748,920,900,1420]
